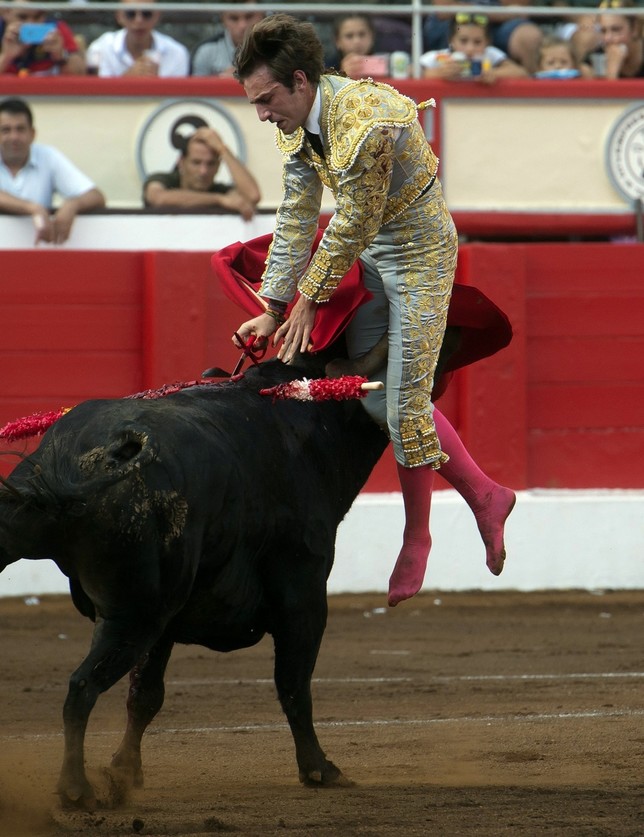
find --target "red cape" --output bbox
[211,232,512,395]
[211,231,370,353]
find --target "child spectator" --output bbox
[0,0,85,75]
[423,0,543,74]
[535,35,594,78]
[86,0,189,77]
[421,13,529,82]
[192,0,264,77]
[328,13,391,79]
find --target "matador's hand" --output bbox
[233,312,277,350]
[275,296,316,363]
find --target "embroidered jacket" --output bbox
[260,74,439,304]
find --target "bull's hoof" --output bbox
[57,766,134,811]
[109,755,144,789]
[299,761,355,788]
[99,767,132,807]
[57,782,98,812]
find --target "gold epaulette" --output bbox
[275,127,305,155]
[327,79,418,172]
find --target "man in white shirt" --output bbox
[0,97,105,244]
[86,0,189,78]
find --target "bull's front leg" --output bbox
[57,617,158,810]
[271,565,353,788]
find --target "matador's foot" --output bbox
[387,535,432,607]
[477,486,516,576]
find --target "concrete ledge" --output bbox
[1,490,643,598]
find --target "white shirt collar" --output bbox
[115,27,161,58]
[304,86,322,134]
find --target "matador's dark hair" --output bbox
[234,13,325,89]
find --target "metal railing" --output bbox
[1,3,642,77]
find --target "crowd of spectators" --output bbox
[1,0,643,81]
[1,1,642,241]
[0,91,261,237]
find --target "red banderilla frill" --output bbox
[260,375,384,402]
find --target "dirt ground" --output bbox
[0,590,642,837]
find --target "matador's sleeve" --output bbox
[258,154,323,304]
[297,128,395,303]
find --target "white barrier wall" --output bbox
[0,213,276,251]
[2,489,643,598]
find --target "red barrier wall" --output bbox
[1,244,642,489]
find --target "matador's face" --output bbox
[243,65,315,136]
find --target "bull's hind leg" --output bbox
[110,636,175,788]
[270,563,352,788]
[57,617,161,810]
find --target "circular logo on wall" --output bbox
[135,98,246,183]
[605,103,644,203]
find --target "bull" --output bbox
[0,349,388,810]
[0,225,510,809]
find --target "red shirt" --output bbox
[1,20,78,76]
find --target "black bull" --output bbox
[0,349,390,808]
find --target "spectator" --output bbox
[534,34,594,77]
[423,0,544,74]
[542,1,602,64]
[0,0,86,75]
[86,0,189,77]
[421,13,529,81]
[143,127,260,220]
[587,0,644,77]
[327,13,391,79]
[192,0,264,77]
[0,97,105,244]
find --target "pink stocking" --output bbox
[388,463,434,607]
[433,408,515,575]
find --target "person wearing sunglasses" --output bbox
[421,13,528,81]
[85,0,189,77]
[423,0,544,74]
[0,0,85,76]
[192,0,264,77]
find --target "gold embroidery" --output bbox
[265,76,458,469]
[275,127,305,155]
[388,185,457,466]
[400,415,449,468]
[298,130,394,302]
[326,78,418,172]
